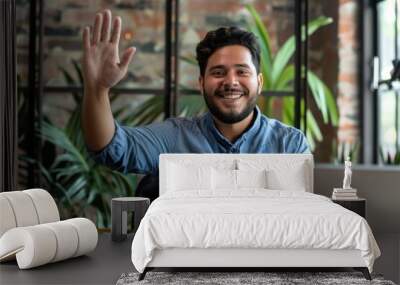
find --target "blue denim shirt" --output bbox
[89,106,310,175]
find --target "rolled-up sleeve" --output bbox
[87,119,178,175]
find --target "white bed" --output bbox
[131,154,380,280]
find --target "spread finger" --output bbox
[110,16,121,45]
[92,13,102,45]
[101,10,111,42]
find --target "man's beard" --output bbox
[203,84,258,124]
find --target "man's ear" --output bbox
[257,73,264,94]
[198,76,204,95]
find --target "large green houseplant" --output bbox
[37,61,139,228]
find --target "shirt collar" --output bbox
[205,105,262,147]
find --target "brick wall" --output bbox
[337,0,360,154]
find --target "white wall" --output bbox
[314,164,400,283]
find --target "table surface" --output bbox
[0,233,134,285]
[331,198,366,202]
[112,197,149,202]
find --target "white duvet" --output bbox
[131,190,380,273]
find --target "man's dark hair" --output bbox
[196,26,261,76]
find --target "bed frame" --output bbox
[140,248,371,280]
[138,154,372,281]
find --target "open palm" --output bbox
[82,10,135,92]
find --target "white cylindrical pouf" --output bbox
[42,221,79,262]
[23,189,60,224]
[0,226,57,269]
[1,192,39,227]
[65,218,98,257]
[0,195,17,237]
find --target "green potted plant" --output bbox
[36,60,139,228]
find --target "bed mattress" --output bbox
[131,189,380,273]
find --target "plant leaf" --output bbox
[307,70,338,125]
[270,16,333,87]
[245,4,273,88]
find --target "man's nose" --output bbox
[223,71,239,87]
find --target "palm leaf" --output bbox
[274,65,295,90]
[180,55,197,65]
[65,176,87,199]
[307,70,328,123]
[245,4,273,88]
[270,16,333,87]
[306,109,323,142]
[40,121,89,171]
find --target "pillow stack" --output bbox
[237,159,310,192]
[165,157,311,193]
[212,168,268,190]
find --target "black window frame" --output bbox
[361,0,400,164]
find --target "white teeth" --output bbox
[221,93,242,99]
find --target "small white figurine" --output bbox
[342,156,352,189]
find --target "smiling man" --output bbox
[81,10,310,176]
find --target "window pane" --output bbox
[41,0,165,88]
[377,0,400,164]
[378,0,396,81]
[42,92,165,129]
[16,0,30,87]
[111,94,165,126]
[378,90,399,161]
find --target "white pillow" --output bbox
[236,169,268,189]
[211,168,268,190]
[237,159,309,191]
[167,162,212,191]
[266,163,307,191]
[212,168,237,190]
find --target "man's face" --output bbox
[199,45,263,124]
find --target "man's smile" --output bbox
[219,92,243,99]
[215,89,246,100]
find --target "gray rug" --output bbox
[116,271,396,285]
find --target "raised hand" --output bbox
[82,10,136,93]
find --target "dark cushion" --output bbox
[135,174,159,202]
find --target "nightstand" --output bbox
[111,197,150,242]
[332,198,366,218]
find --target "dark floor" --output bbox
[1,233,398,285]
[0,233,134,285]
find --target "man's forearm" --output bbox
[81,87,115,152]
[81,10,135,152]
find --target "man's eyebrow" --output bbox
[208,64,251,71]
[208,65,225,71]
[235,64,251,69]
